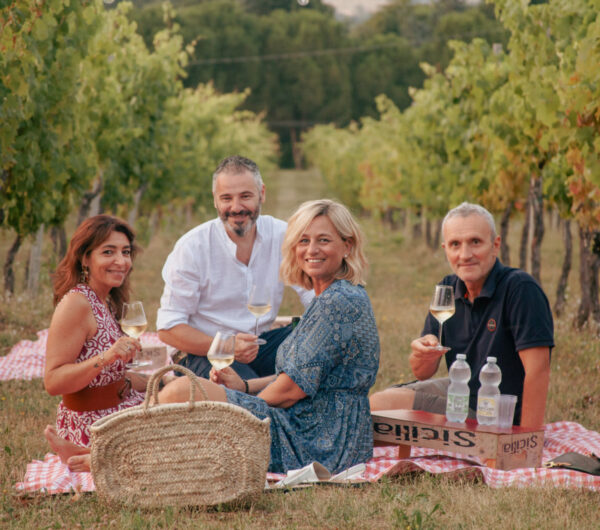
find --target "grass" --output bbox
[1,169,599,528]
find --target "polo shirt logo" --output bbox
[487,319,497,332]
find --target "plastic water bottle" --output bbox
[476,356,502,425]
[446,354,471,423]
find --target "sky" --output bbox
[322,0,392,17]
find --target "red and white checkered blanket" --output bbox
[0,330,166,381]
[6,332,600,493]
[15,421,600,494]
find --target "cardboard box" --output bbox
[372,409,544,470]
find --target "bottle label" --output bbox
[447,394,469,413]
[477,396,498,417]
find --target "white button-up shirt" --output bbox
[156,215,314,337]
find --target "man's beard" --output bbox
[219,203,261,237]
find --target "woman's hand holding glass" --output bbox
[105,336,141,366]
[209,365,245,392]
[121,301,152,368]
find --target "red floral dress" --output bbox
[55,284,144,447]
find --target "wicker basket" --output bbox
[90,365,271,508]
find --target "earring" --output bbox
[80,265,89,284]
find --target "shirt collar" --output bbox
[455,259,503,301]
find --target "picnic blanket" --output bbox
[6,332,600,493]
[15,421,600,494]
[0,330,167,381]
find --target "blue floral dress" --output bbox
[226,279,380,474]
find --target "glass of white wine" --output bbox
[207,331,236,371]
[247,284,271,346]
[429,285,455,352]
[121,301,152,368]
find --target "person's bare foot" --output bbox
[44,425,89,466]
[67,454,91,473]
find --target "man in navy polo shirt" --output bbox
[370,202,554,428]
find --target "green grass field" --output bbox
[1,169,599,528]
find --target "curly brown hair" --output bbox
[53,215,139,318]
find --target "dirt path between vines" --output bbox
[265,168,327,221]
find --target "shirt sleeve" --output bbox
[156,238,203,331]
[279,287,360,397]
[506,277,554,351]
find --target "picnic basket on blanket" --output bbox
[90,365,271,508]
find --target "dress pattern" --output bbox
[226,279,380,474]
[55,284,144,447]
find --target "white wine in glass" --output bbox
[121,301,152,368]
[207,331,236,371]
[429,285,455,351]
[248,284,271,345]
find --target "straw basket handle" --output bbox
[143,365,209,411]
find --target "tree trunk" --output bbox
[4,234,23,294]
[433,219,442,249]
[26,224,45,293]
[78,174,103,225]
[148,209,160,241]
[0,169,8,226]
[519,193,531,271]
[383,207,398,230]
[425,217,433,249]
[553,219,572,317]
[530,176,544,285]
[127,183,148,227]
[411,207,422,241]
[552,208,561,230]
[575,225,593,328]
[591,247,600,324]
[185,199,194,228]
[50,225,67,261]
[499,201,513,266]
[289,128,303,169]
[398,208,407,229]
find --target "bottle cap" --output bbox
[456,353,466,360]
[486,356,497,362]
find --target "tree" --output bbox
[350,33,423,119]
[0,0,104,292]
[242,0,333,16]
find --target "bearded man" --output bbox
[157,155,314,379]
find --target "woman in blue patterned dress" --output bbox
[162,199,380,474]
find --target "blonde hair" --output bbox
[280,199,368,290]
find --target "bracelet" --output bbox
[93,351,105,369]
[242,379,249,394]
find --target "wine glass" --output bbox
[429,285,455,352]
[247,284,272,346]
[207,331,236,371]
[121,301,152,368]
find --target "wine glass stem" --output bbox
[438,322,443,347]
[255,318,259,337]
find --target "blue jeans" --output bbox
[177,324,294,380]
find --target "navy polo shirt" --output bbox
[422,259,554,424]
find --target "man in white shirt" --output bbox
[157,155,314,379]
